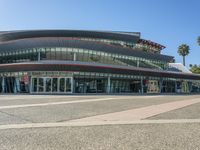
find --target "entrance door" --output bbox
[32,78,38,92]
[59,78,65,92]
[52,78,58,93]
[97,79,105,93]
[130,80,141,93]
[31,77,72,94]
[4,77,15,93]
[59,78,72,93]
[45,78,52,92]
[65,78,72,93]
[38,78,44,92]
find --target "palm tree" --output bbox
[177,44,190,66]
[198,36,200,46]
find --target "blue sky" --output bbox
[0,0,199,66]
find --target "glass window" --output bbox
[32,78,37,92]
[52,78,58,92]
[38,78,44,92]
[66,78,72,92]
[59,78,65,92]
[45,78,52,92]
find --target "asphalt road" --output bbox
[0,94,200,150]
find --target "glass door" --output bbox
[31,77,72,94]
[52,78,58,93]
[32,78,38,92]
[65,78,72,93]
[38,78,44,92]
[45,78,52,92]
[59,78,65,92]
[59,77,72,93]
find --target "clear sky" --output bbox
[0,0,199,66]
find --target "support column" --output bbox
[189,81,193,93]
[175,80,177,93]
[13,78,17,94]
[38,51,41,61]
[71,77,74,93]
[159,78,163,93]
[73,53,77,61]
[29,77,32,94]
[57,78,60,93]
[43,78,46,93]
[199,82,200,93]
[107,76,110,93]
[140,78,144,94]
[137,60,139,67]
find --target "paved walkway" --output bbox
[0,98,114,109]
[0,95,164,109]
[0,97,199,130]
[1,119,200,130]
[70,98,200,122]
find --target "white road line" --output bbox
[0,96,101,101]
[1,119,200,130]
[70,98,200,122]
[0,95,166,109]
[0,98,115,110]
[0,95,165,101]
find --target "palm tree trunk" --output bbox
[183,56,185,66]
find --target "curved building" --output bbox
[0,30,199,94]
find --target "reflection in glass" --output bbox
[52,78,58,92]
[59,78,65,92]
[66,78,71,92]
[45,78,52,92]
[38,78,44,92]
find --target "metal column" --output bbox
[107,76,110,93]
[140,78,144,94]
[175,81,177,93]
[159,78,163,93]
[73,53,77,61]
[38,51,41,61]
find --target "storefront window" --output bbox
[38,78,44,92]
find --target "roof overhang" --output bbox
[0,61,199,80]
[0,30,140,43]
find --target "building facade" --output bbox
[0,30,200,94]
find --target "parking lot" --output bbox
[0,94,200,150]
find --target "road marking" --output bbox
[0,98,115,109]
[0,95,164,101]
[0,95,165,108]
[1,119,200,130]
[0,96,104,101]
[70,98,200,122]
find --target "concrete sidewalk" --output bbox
[70,98,200,122]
